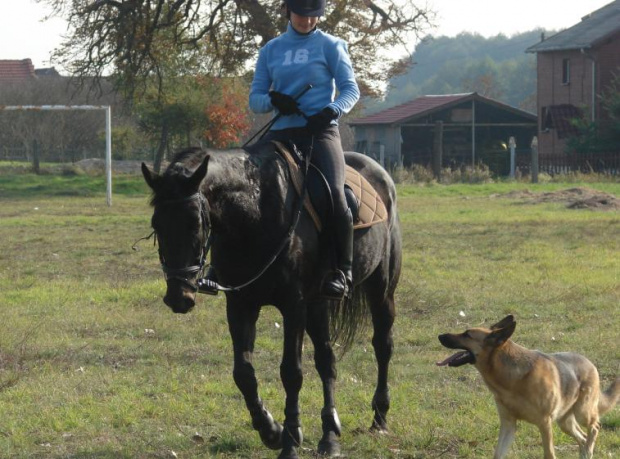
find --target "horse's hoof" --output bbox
[260,421,283,450]
[369,421,388,434]
[318,432,342,457]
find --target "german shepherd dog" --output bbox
[437,315,619,459]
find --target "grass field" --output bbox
[0,172,618,458]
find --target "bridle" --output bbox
[138,142,313,296]
[153,192,212,292]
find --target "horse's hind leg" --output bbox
[227,303,283,450]
[306,299,342,457]
[369,289,395,432]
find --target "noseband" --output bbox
[156,192,212,292]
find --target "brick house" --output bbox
[0,59,37,83]
[526,0,620,156]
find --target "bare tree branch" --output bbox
[39,0,435,99]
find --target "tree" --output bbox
[566,69,620,155]
[369,31,541,114]
[39,0,434,99]
[202,79,251,148]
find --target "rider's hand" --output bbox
[269,91,300,116]
[305,107,338,135]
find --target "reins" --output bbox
[243,84,313,148]
[204,137,314,293]
[138,85,316,295]
[136,141,314,295]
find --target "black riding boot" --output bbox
[320,208,353,300]
[197,266,219,295]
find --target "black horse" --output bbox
[141,145,401,459]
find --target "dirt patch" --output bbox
[498,187,620,211]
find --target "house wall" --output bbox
[352,125,401,167]
[537,49,592,155]
[536,32,620,155]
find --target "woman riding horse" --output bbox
[249,0,360,300]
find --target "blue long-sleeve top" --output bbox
[249,23,360,130]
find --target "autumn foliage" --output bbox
[202,84,251,148]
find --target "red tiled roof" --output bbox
[0,59,36,83]
[350,93,475,125]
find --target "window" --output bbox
[541,107,550,132]
[562,59,570,85]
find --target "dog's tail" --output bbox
[599,377,620,416]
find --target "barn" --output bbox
[349,92,537,174]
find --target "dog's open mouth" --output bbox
[436,350,475,367]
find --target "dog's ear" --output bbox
[491,314,515,330]
[485,320,516,347]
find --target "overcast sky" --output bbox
[0,0,613,69]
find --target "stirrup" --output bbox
[197,277,219,295]
[320,270,350,301]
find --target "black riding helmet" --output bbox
[285,0,325,17]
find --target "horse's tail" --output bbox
[329,285,368,354]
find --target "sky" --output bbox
[0,0,614,69]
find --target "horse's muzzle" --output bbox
[163,280,196,313]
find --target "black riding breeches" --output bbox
[263,126,348,217]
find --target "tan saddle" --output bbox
[272,141,388,232]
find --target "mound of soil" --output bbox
[500,187,620,211]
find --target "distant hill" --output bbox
[363,30,552,115]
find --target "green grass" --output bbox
[0,174,618,458]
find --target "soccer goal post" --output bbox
[0,105,113,206]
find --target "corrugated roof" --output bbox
[526,0,620,53]
[0,59,36,83]
[349,93,535,126]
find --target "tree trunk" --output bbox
[153,123,169,173]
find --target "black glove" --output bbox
[269,91,300,116]
[306,107,338,135]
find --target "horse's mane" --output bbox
[165,147,208,175]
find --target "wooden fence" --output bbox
[516,151,620,176]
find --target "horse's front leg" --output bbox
[306,299,341,457]
[278,304,306,459]
[227,303,283,450]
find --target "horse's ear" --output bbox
[188,154,210,192]
[141,162,161,192]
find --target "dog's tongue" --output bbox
[436,351,469,366]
